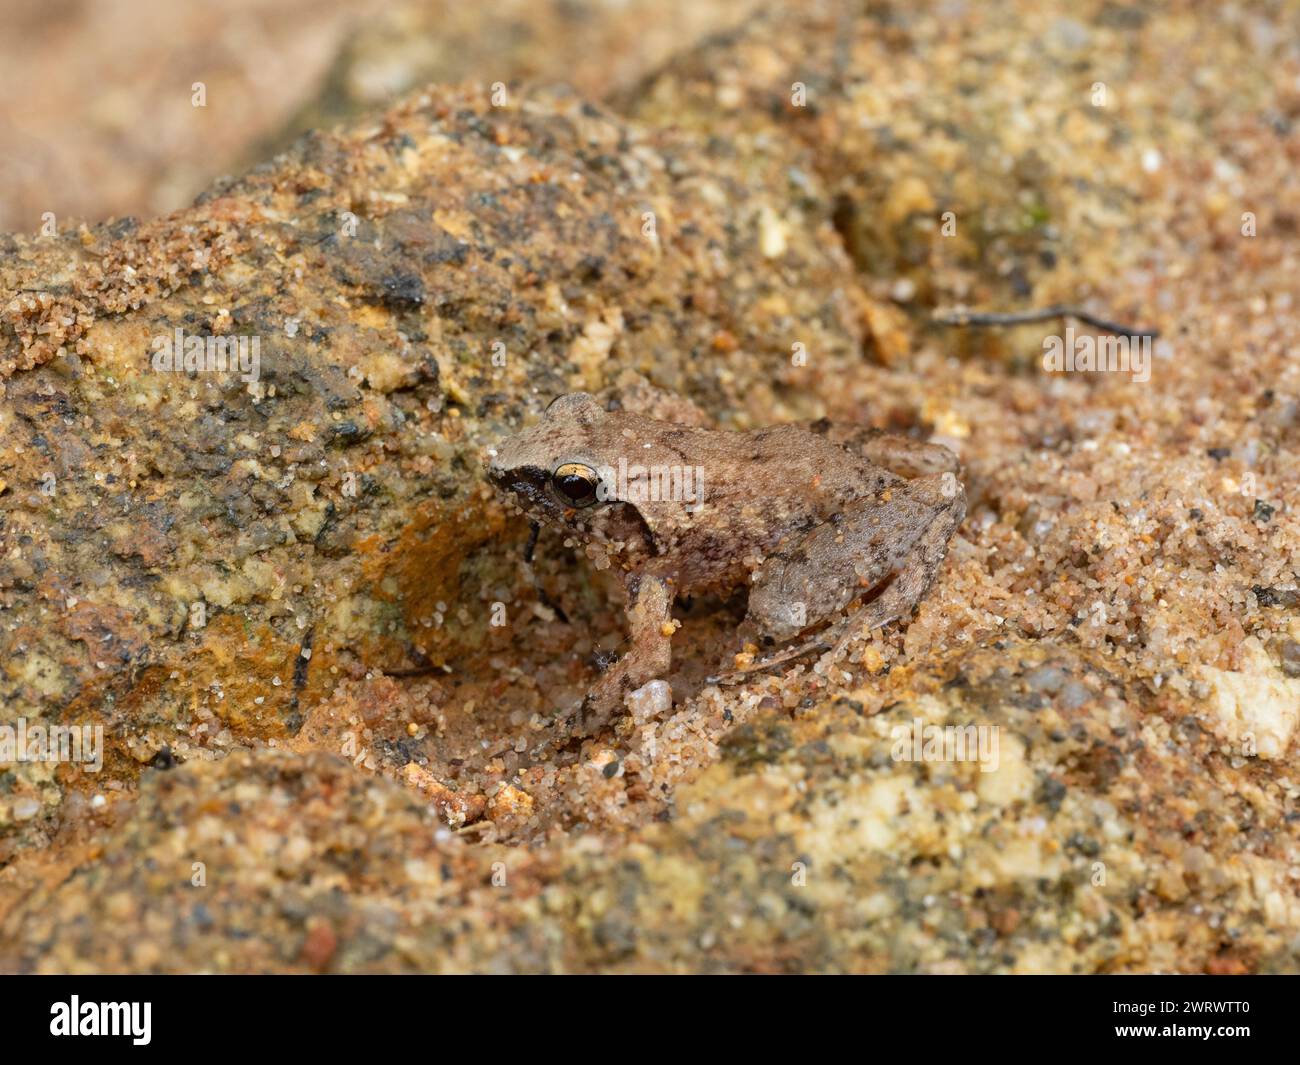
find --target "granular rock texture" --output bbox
[0,80,866,851]
[2,0,1299,973]
[5,644,1297,974]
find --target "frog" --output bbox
[486,392,966,734]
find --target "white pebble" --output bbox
[12,797,41,821]
[625,679,673,724]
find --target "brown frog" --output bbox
[486,392,965,731]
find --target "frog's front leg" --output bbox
[573,572,675,735]
[746,472,965,654]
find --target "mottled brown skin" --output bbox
[487,393,966,729]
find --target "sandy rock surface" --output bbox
[1,0,1299,973]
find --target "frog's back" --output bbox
[629,420,897,589]
[701,422,893,513]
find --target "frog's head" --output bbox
[487,393,648,548]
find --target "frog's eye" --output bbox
[552,462,600,507]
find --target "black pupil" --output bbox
[556,473,596,503]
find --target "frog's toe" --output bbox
[706,635,830,684]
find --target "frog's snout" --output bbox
[485,448,524,490]
[486,457,553,514]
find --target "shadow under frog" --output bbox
[487,393,966,735]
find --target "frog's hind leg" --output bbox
[716,472,966,683]
[823,477,967,662]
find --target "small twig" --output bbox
[934,305,1159,339]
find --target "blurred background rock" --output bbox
[0,0,760,232]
